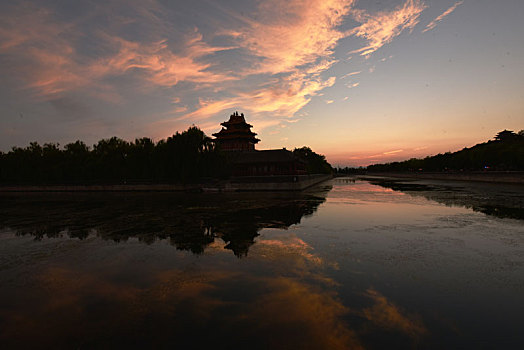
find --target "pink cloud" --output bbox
[423,1,463,33]
[383,149,404,155]
[0,0,438,144]
[350,0,426,56]
[346,82,360,88]
[228,0,356,75]
[179,98,239,121]
[0,4,235,100]
[162,0,356,125]
[341,71,361,79]
[257,235,323,265]
[96,34,235,87]
[177,73,336,123]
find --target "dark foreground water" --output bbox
[1,178,523,349]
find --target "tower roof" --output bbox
[220,111,253,128]
[213,112,259,144]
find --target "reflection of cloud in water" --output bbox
[256,234,323,265]
[361,289,427,339]
[1,266,362,349]
[0,231,428,349]
[2,268,428,349]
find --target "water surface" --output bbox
[1,178,523,349]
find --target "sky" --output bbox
[0,0,523,166]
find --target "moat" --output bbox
[1,178,523,349]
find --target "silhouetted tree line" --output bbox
[0,127,333,184]
[293,146,333,174]
[368,130,524,172]
[0,126,230,184]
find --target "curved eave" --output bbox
[221,121,253,128]
[213,130,258,137]
[214,136,260,143]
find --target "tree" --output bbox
[367,129,524,172]
[293,147,332,174]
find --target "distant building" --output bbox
[213,112,307,176]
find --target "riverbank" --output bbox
[0,174,332,192]
[358,171,524,184]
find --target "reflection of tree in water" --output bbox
[370,179,524,220]
[0,187,330,257]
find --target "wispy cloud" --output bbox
[350,0,426,56]
[174,0,354,123]
[0,5,65,51]
[383,149,404,155]
[346,82,360,88]
[96,32,235,87]
[362,289,427,338]
[341,71,361,79]
[347,149,404,160]
[228,0,355,75]
[0,4,90,98]
[195,0,428,123]
[423,1,463,33]
[180,73,336,123]
[257,235,323,265]
[0,2,235,100]
[0,0,434,144]
[179,98,238,121]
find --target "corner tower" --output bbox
[213,112,260,151]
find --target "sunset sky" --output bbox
[1,0,523,166]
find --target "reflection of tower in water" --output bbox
[198,192,330,257]
[1,188,331,257]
